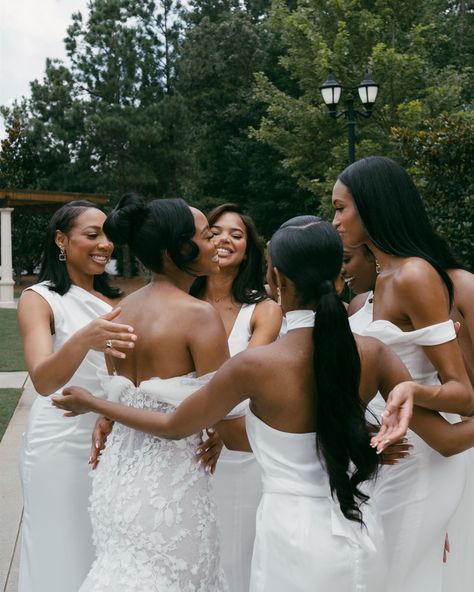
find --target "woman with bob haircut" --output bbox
[332,155,474,592]
[17,200,137,592]
[53,215,416,592]
[191,203,282,592]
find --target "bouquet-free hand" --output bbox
[52,386,96,416]
[89,416,114,469]
[196,428,224,474]
[371,381,414,453]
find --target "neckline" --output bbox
[68,283,113,308]
[285,309,315,331]
[228,303,254,341]
[248,407,315,438]
[368,318,454,335]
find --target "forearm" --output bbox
[215,416,252,452]
[85,397,184,438]
[412,380,474,416]
[30,333,91,395]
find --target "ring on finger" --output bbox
[105,339,113,349]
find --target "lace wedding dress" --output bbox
[79,373,229,592]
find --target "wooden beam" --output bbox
[0,189,109,207]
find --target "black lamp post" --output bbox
[320,70,379,164]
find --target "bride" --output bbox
[58,194,239,591]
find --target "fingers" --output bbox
[101,307,122,321]
[196,428,223,474]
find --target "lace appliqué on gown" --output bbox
[80,383,228,592]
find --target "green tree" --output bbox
[392,113,474,270]
[252,0,474,214]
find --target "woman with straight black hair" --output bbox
[333,156,474,592]
[191,203,282,592]
[53,216,415,592]
[17,200,137,592]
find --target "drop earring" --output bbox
[59,249,67,262]
[375,259,381,275]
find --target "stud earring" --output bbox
[375,259,381,275]
[59,249,67,262]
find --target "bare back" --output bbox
[108,280,229,385]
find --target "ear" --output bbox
[55,230,67,252]
[273,267,287,290]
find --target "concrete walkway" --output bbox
[0,372,34,592]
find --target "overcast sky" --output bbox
[0,0,89,134]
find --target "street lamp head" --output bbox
[320,73,342,117]
[357,70,379,114]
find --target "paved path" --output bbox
[0,372,34,592]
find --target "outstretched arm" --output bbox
[53,350,256,441]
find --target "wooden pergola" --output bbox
[0,189,109,307]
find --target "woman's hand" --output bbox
[196,428,224,474]
[80,307,137,359]
[89,416,114,469]
[52,386,97,416]
[371,381,414,453]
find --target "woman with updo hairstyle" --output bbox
[333,156,474,592]
[191,203,282,592]
[17,200,137,592]
[53,193,244,591]
[54,215,416,592]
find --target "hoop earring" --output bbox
[375,259,381,275]
[277,286,282,306]
[59,249,67,262]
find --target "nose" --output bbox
[332,212,340,228]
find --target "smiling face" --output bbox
[210,211,248,270]
[186,208,220,277]
[342,245,377,294]
[331,179,368,248]
[55,208,113,278]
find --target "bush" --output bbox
[392,113,474,270]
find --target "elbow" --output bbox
[30,376,55,397]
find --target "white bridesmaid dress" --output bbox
[246,406,385,592]
[213,303,263,592]
[19,282,111,592]
[350,294,467,592]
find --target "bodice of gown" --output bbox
[26,282,111,398]
[245,408,376,550]
[349,293,456,417]
[228,303,256,357]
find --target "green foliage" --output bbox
[0,389,23,442]
[252,0,474,215]
[0,309,25,371]
[392,113,474,270]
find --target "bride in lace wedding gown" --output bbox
[61,194,242,591]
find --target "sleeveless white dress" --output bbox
[350,295,467,592]
[213,304,263,592]
[246,409,386,592]
[79,372,229,592]
[19,282,111,592]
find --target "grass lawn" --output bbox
[0,388,22,441]
[0,309,25,371]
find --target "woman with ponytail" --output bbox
[54,216,416,591]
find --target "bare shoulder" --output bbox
[253,298,282,322]
[17,288,52,320]
[348,292,371,316]
[449,269,474,307]
[394,257,441,290]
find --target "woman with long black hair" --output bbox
[53,216,415,591]
[17,200,136,592]
[332,156,474,592]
